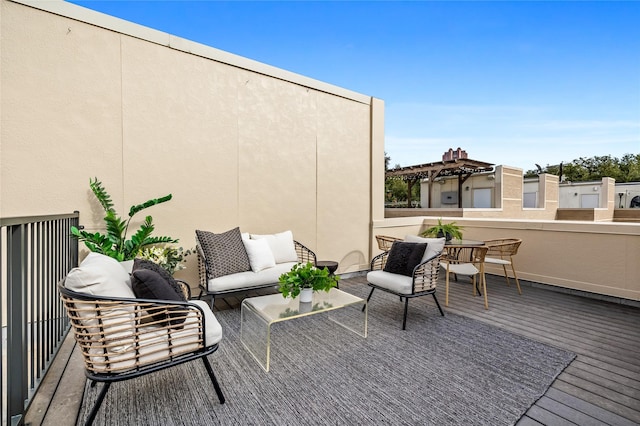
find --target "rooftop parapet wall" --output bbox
[1,0,380,284]
[372,216,640,302]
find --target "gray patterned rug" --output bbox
[78,288,575,425]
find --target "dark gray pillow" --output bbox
[383,241,427,277]
[133,258,186,301]
[131,269,186,327]
[196,227,251,279]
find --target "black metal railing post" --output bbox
[1,212,79,426]
[7,224,27,426]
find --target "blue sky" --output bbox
[68,0,640,172]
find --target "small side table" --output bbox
[316,260,339,288]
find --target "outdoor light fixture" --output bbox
[487,174,495,180]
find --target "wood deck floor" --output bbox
[35,273,640,425]
[216,273,640,426]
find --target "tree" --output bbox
[524,153,640,182]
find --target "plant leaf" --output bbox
[128,194,172,218]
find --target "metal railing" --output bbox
[1,212,79,426]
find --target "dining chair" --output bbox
[440,245,489,309]
[484,238,522,295]
[375,235,401,251]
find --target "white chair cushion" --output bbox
[404,235,445,262]
[440,262,479,276]
[250,230,298,263]
[242,237,276,272]
[485,257,511,265]
[88,300,222,373]
[367,270,413,295]
[65,252,134,297]
[65,252,136,353]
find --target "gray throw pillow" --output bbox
[196,227,251,279]
[383,241,427,277]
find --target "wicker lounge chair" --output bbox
[365,244,444,330]
[59,280,226,425]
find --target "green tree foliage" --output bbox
[524,154,640,182]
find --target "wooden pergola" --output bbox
[386,158,494,208]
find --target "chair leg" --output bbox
[502,264,511,286]
[445,271,450,307]
[482,272,489,310]
[511,263,522,295]
[362,287,375,312]
[402,297,409,330]
[202,356,226,404]
[85,382,111,426]
[432,293,445,316]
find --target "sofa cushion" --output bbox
[242,237,276,272]
[384,241,427,277]
[133,258,186,301]
[250,230,297,263]
[207,262,297,293]
[196,228,251,279]
[65,252,134,297]
[404,235,445,262]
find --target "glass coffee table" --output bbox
[240,288,367,372]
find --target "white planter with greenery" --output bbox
[278,262,340,300]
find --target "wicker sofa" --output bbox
[196,228,316,308]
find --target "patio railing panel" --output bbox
[1,213,79,426]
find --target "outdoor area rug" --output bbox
[77,289,575,425]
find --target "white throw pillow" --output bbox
[65,252,134,297]
[404,235,446,263]
[243,238,277,272]
[250,230,298,263]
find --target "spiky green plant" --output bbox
[71,177,177,261]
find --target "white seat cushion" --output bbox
[367,270,413,295]
[440,262,479,276]
[207,262,297,292]
[484,257,511,265]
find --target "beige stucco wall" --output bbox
[372,216,640,302]
[0,0,378,287]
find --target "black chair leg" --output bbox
[402,297,409,330]
[85,381,110,426]
[202,356,226,404]
[432,293,445,316]
[363,287,375,312]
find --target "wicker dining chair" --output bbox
[440,245,489,309]
[59,281,226,426]
[375,235,402,251]
[484,238,523,294]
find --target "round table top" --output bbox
[316,260,339,274]
[444,239,485,246]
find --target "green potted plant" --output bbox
[71,177,178,262]
[278,262,340,302]
[421,218,463,241]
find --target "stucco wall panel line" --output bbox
[11,0,371,104]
